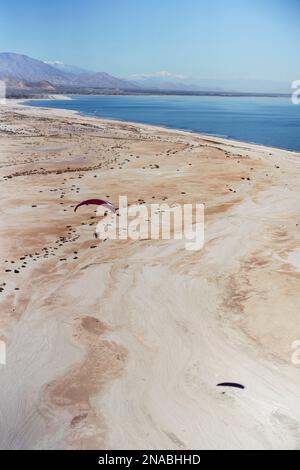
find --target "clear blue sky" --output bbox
[0,0,299,81]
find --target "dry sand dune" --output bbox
[0,100,300,449]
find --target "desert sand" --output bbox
[0,99,300,449]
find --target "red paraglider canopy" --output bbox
[74,199,116,213]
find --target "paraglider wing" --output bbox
[74,198,116,213]
[217,382,245,389]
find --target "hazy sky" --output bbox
[0,0,299,81]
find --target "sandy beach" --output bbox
[1,99,300,450]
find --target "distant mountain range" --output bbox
[0,52,137,90]
[132,75,292,94]
[0,52,292,96]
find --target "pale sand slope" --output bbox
[0,100,300,449]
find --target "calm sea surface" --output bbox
[27,95,300,152]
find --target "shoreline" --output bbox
[14,96,300,156]
[1,99,300,449]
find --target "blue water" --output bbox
[27,95,300,152]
